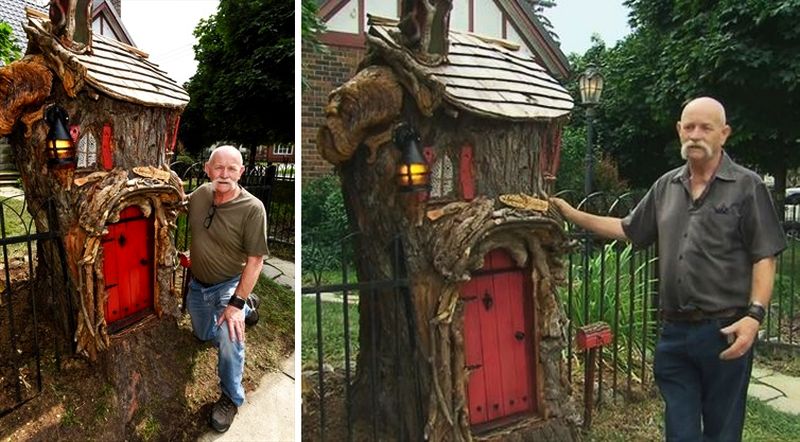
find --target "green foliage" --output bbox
[302,175,350,273]
[0,22,21,64]
[556,124,629,194]
[301,0,326,53]
[560,241,658,372]
[180,0,294,154]
[581,1,800,189]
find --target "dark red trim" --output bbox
[358,0,365,34]
[320,31,366,48]
[469,0,475,32]
[320,0,350,21]
[500,0,570,79]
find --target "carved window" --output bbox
[77,133,97,168]
[430,153,454,199]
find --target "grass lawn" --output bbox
[587,393,800,441]
[301,296,359,369]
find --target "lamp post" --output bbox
[578,65,604,196]
[577,66,604,412]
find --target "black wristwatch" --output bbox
[228,295,246,310]
[746,302,766,324]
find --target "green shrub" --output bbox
[302,174,350,274]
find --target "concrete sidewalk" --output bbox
[749,365,800,415]
[262,256,295,289]
[198,256,297,441]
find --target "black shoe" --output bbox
[210,393,238,433]
[245,293,260,327]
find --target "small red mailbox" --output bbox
[576,322,612,351]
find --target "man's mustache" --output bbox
[680,140,713,159]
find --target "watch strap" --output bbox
[746,302,766,324]
[228,295,246,310]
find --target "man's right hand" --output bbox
[549,197,574,218]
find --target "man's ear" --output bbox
[721,124,732,145]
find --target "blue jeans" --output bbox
[654,318,754,442]
[186,276,252,406]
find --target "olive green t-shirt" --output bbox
[188,183,269,284]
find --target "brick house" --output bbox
[302,0,571,182]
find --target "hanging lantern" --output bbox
[394,123,430,193]
[44,105,76,169]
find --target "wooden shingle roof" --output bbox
[25,12,189,109]
[368,19,573,121]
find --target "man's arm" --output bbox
[719,256,777,360]
[550,197,629,241]
[217,255,265,342]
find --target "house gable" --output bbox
[0,0,135,53]
[317,0,569,79]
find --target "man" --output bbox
[186,145,269,432]
[551,97,786,441]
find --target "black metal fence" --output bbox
[301,190,800,438]
[301,234,421,441]
[0,194,72,418]
[170,160,295,246]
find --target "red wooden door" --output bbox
[103,206,154,331]
[460,249,537,427]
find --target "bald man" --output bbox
[186,145,268,433]
[552,97,786,440]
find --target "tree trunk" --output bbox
[339,115,579,440]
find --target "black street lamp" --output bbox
[578,65,604,196]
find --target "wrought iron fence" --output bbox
[301,189,800,437]
[555,190,658,414]
[0,195,73,418]
[170,160,295,247]
[301,234,421,441]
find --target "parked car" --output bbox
[785,187,800,237]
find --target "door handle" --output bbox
[140,259,148,266]
[515,331,525,341]
[482,291,493,311]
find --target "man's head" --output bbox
[205,145,244,195]
[676,97,731,162]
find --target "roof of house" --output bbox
[26,11,189,109]
[0,0,44,51]
[0,0,134,53]
[368,18,573,121]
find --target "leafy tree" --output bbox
[179,0,294,159]
[584,1,800,203]
[0,22,21,64]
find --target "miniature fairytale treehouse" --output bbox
[0,1,187,365]
[317,3,579,441]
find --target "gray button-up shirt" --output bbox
[621,151,787,313]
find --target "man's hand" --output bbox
[217,305,246,342]
[719,316,759,360]
[549,197,574,217]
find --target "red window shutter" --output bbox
[460,144,475,201]
[101,123,113,170]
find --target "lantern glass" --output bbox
[578,66,604,105]
[45,106,76,168]
[394,123,430,193]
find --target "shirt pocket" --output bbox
[695,204,742,253]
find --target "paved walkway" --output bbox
[749,365,800,415]
[198,257,296,441]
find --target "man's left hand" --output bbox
[719,316,759,360]
[217,305,246,342]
